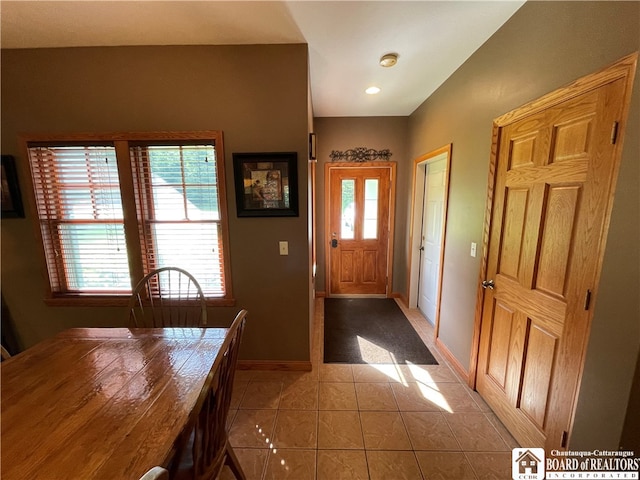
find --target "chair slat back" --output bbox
[127,267,207,328]
[170,309,247,480]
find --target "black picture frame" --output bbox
[232,152,299,217]
[1,155,25,218]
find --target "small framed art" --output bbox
[232,152,299,217]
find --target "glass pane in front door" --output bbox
[341,179,355,239]
[363,178,379,239]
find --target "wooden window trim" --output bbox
[21,131,235,306]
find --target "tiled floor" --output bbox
[222,298,519,480]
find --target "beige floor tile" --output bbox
[352,363,405,383]
[399,364,459,384]
[468,389,494,413]
[444,413,509,451]
[415,451,477,480]
[227,409,237,430]
[281,368,321,384]
[317,450,369,480]
[401,411,460,450]
[465,452,512,479]
[318,382,358,410]
[219,466,235,480]
[486,413,520,449]
[391,382,446,412]
[279,380,319,410]
[234,370,254,382]
[229,409,278,448]
[231,380,249,409]
[320,364,354,382]
[273,410,318,449]
[250,369,319,384]
[264,448,316,480]
[249,371,289,382]
[435,383,482,413]
[219,448,268,480]
[239,381,282,409]
[366,450,422,480]
[360,411,412,450]
[317,410,364,449]
[355,383,398,411]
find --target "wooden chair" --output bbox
[127,267,207,328]
[139,466,169,480]
[170,309,248,480]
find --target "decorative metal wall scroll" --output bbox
[329,147,392,162]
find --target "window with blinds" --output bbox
[131,144,226,296]
[24,132,232,303]
[28,145,131,293]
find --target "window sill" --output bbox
[44,296,236,307]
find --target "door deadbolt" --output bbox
[331,239,338,248]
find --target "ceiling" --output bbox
[0,1,525,117]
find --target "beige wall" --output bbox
[0,44,312,361]
[313,116,409,296]
[408,1,639,449]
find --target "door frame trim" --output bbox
[324,161,397,297]
[407,144,452,341]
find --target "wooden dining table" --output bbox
[1,327,228,480]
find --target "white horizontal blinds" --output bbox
[131,143,226,297]
[27,145,131,293]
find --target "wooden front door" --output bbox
[475,55,636,450]
[326,163,395,296]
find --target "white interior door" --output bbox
[417,157,446,324]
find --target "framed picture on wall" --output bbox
[232,152,299,217]
[1,155,25,218]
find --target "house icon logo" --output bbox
[512,448,545,480]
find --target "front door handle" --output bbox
[482,280,495,290]
[331,239,338,248]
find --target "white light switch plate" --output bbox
[279,241,289,255]
[470,242,477,258]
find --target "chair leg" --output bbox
[224,444,246,480]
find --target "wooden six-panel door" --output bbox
[326,163,395,296]
[476,54,636,451]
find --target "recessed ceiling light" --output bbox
[379,53,399,68]
[365,86,381,95]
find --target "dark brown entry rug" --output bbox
[323,298,438,365]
